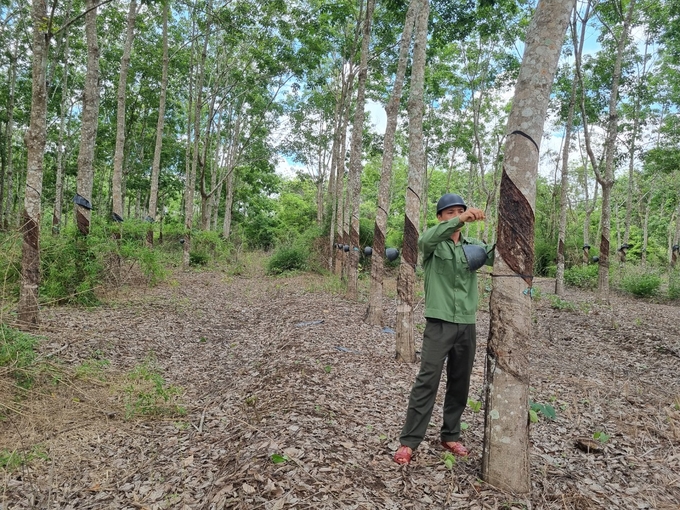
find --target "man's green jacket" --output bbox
[418,217,494,324]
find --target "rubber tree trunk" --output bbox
[346,0,375,300]
[482,0,574,493]
[2,41,18,231]
[184,10,210,268]
[18,0,49,329]
[365,0,417,325]
[75,0,100,238]
[395,0,429,363]
[147,0,170,248]
[54,0,73,234]
[556,9,583,296]
[112,0,138,223]
[579,0,636,298]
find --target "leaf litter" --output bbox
[0,269,678,509]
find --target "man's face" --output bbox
[437,206,465,222]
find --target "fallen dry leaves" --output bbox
[1,266,678,509]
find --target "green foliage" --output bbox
[529,400,556,422]
[548,295,576,311]
[534,240,556,277]
[467,398,482,413]
[669,270,680,300]
[442,451,456,470]
[593,431,611,443]
[618,266,661,298]
[266,247,307,275]
[564,264,599,289]
[0,325,40,388]
[124,356,185,419]
[189,251,209,266]
[0,446,48,471]
[75,357,111,381]
[270,453,288,464]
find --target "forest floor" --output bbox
[1,256,680,510]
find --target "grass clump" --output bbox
[0,446,48,471]
[619,268,661,298]
[564,264,598,290]
[266,247,307,275]
[0,324,40,388]
[123,355,185,419]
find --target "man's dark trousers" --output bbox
[399,319,476,449]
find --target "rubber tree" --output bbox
[17,0,50,328]
[147,0,170,247]
[556,6,588,295]
[111,0,138,224]
[395,0,429,363]
[365,0,417,325]
[346,0,375,300]
[75,0,101,238]
[482,0,575,493]
[577,0,637,297]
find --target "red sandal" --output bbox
[393,445,413,465]
[441,441,469,457]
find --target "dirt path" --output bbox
[1,267,679,509]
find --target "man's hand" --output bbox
[458,207,485,223]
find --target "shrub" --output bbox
[564,264,598,289]
[267,247,307,275]
[0,325,40,388]
[189,251,209,266]
[669,270,680,300]
[619,268,661,298]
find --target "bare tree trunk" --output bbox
[53,0,73,234]
[395,0,429,363]
[184,9,209,267]
[18,0,49,328]
[346,0,375,300]
[112,0,138,223]
[556,10,583,295]
[147,0,169,247]
[76,0,100,237]
[221,169,234,239]
[365,0,417,325]
[482,0,575,493]
[2,43,18,231]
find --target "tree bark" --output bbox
[482,0,575,493]
[365,0,417,325]
[2,42,18,231]
[112,0,138,223]
[556,10,585,295]
[147,0,170,247]
[53,0,73,234]
[76,0,101,237]
[18,0,49,328]
[395,0,429,363]
[346,0,375,300]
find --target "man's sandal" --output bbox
[393,445,413,465]
[441,441,469,457]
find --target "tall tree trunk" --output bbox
[556,9,585,295]
[221,169,235,239]
[395,0,429,363]
[184,10,209,267]
[365,0,417,325]
[346,0,375,300]
[112,0,138,223]
[18,0,49,328]
[2,43,18,231]
[482,0,574,493]
[76,0,100,238]
[53,0,73,234]
[147,0,170,247]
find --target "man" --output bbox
[394,193,493,465]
